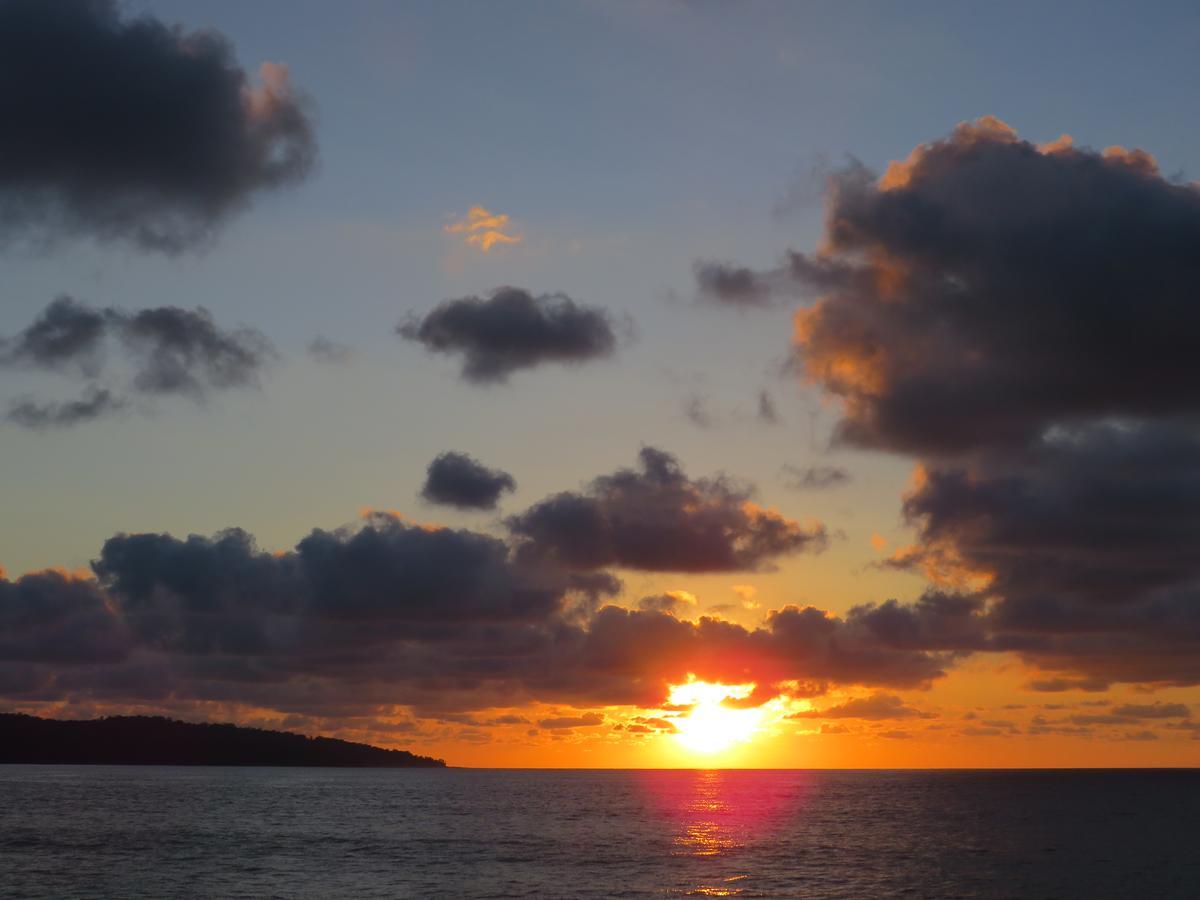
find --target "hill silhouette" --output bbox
[0,713,446,768]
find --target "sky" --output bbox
[3,0,1200,767]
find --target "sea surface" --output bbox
[1,767,1198,898]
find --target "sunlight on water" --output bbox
[2,768,1196,898]
[641,769,808,896]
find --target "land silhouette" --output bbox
[0,713,445,768]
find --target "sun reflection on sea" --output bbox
[639,769,808,897]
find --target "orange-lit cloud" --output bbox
[443,205,523,251]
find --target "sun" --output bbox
[668,679,765,755]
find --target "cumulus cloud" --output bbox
[421,451,516,511]
[0,0,316,253]
[638,591,699,617]
[0,568,131,664]
[508,447,827,572]
[0,296,275,426]
[0,506,974,719]
[707,117,1200,691]
[901,423,1200,686]
[784,117,1200,454]
[397,287,619,383]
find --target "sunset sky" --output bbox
[3,0,1200,767]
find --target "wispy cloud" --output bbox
[444,205,522,252]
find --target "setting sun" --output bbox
[668,680,766,755]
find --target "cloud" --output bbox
[781,464,850,491]
[307,337,352,365]
[0,296,107,373]
[509,447,827,572]
[693,260,777,307]
[0,297,276,426]
[118,306,275,397]
[0,568,131,664]
[0,0,315,253]
[783,118,1200,454]
[709,118,1200,691]
[791,693,934,720]
[398,287,618,383]
[1068,705,1190,726]
[7,387,125,429]
[902,423,1200,686]
[420,451,516,511]
[1110,703,1190,720]
[757,390,780,425]
[638,591,698,617]
[0,506,971,718]
[536,712,605,730]
[682,393,714,428]
[443,206,522,252]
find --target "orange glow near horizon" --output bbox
[669,680,767,755]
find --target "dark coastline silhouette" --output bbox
[0,713,446,768]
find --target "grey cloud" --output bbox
[710,118,1200,692]
[307,336,352,364]
[757,390,780,424]
[0,0,316,253]
[0,297,275,427]
[119,306,275,396]
[788,119,1200,454]
[398,287,618,383]
[782,464,851,491]
[508,447,827,573]
[421,451,516,511]
[693,260,778,307]
[790,693,934,720]
[7,387,125,429]
[0,510,971,717]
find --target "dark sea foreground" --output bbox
[1,768,1198,898]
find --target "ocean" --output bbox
[1,767,1197,898]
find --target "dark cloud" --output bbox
[536,712,604,730]
[0,297,275,426]
[0,0,316,252]
[1110,703,1190,720]
[94,513,565,642]
[421,451,516,511]
[781,464,850,491]
[783,118,1200,454]
[398,287,618,383]
[306,336,352,364]
[1067,704,1191,726]
[637,593,696,617]
[0,569,131,664]
[508,447,827,572]
[790,693,934,720]
[0,296,107,373]
[118,305,275,396]
[693,260,777,307]
[0,505,968,717]
[709,118,1200,691]
[901,423,1200,686]
[6,387,124,429]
